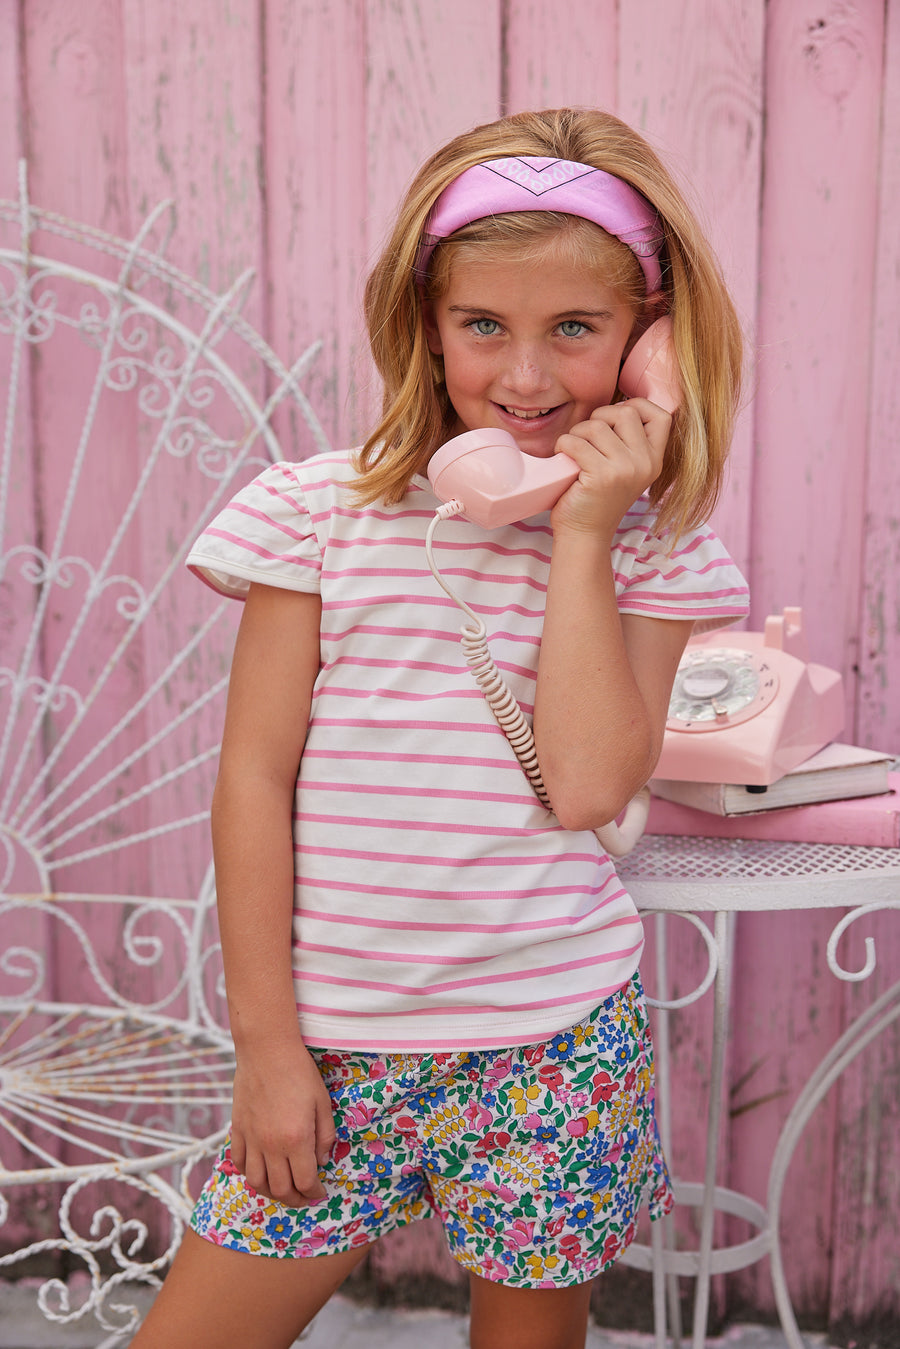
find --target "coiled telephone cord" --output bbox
[425,502,649,857]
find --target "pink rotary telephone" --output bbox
[653,607,845,787]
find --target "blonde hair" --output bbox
[351,108,743,536]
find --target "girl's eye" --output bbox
[559,320,588,337]
[470,318,500,336]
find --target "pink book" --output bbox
[645,773,900,847]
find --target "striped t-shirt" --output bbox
[188,450,748,1051]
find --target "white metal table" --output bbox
[617,833,900,1349]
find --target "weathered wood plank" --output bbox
[0,1,24,197]
[618,0,764,577]
[363,0,502,266]
[504,0,618,113]
[262,0,368,454]
[122,0,265,306]
[856,0,900,752]
[0,0,41,1245]
[121,0,266,906]
[737,8,886,1306]
[19,0,129,233]
[831,3,900,1327]
[19,0,144,913]
[751,1,884,693]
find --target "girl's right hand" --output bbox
[552,398,671,544]
[228,1036,336,1206]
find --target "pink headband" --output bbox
[416,156,665,295]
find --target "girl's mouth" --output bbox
[500,405,557,421]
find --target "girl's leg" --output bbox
[468,1271,594,1349]
[130,1228,371,1349]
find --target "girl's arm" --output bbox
[211,581,334,1206]
[534,400,692,833]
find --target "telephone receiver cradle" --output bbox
[427,317,680,529]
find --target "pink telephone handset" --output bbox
[427,428,579,529]
[425,317,680,856]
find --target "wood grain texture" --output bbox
[504,0,618,113]
[19,0,130,233]
[17,0,144,908]
[752,1,884,691]
[0,0,41,1224]
[617,0,765,577]
[832,10,900,1305]
[363,0,502,253]
[856,0,900,751]
[0,1,24,197]
[730,6,885,1299]
[263,0,368,454]
[830,7,900,1324]
[121,0,266,909]
[122,0,266,307]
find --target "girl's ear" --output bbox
[422,300,444,356]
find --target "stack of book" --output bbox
[647,743,899,847]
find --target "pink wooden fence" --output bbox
[2,0,898,1334]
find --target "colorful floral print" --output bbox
[190,974,672,1288]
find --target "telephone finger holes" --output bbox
[667,648,779,731]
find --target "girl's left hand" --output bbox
[551,398,672,543]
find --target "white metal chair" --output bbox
[0,167,331,1344]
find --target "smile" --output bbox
[503,406,554,420]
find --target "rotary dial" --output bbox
[667,647,779,731]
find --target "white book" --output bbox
[649,742,894,817]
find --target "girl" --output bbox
[134,108,748,1349]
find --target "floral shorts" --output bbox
[190,973,673,1288]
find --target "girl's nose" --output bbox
[499,346,553,398]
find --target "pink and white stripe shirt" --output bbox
[188,450,748,1051]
